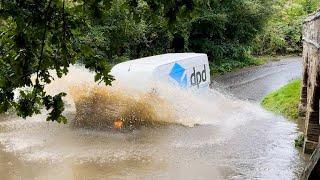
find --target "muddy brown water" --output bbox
[0,58,306,180]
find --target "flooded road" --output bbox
[0,57,306,180]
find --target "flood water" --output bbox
[0,63,305,180]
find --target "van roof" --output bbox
[110,53,208,77]
[117,53,206,67]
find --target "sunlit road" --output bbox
[0,58,306,180]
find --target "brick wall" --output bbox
[300,11,320,154]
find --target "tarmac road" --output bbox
[212,57,302,101]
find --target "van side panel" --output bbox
[154,55,210,90]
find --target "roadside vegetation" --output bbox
[253,0,320,56]
[0,0,273,122]
[213,0,320,74]
[0,0,319,122]
[261,79,304,148]
[261,79,301,120]
[295,133,304,148]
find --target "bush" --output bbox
[87,0,274,69]
[210,55,264,74]
[295,133,304,148]
[188,0,272,63]
[252,0,320,56]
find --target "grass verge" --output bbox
[261,79,301,120]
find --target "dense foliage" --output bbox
[253,0,320,55]
[87,0,273,72]
[0,0,194,122]
[0,0,275,122]
[189,0,272,73]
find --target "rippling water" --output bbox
[0,66,305,179]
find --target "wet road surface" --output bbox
[212,57,302,101]
[0,59,306,180]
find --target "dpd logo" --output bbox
[169,63,187,88]
[190,65,207,88]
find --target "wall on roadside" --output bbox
[300,10,320,154]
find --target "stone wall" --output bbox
[300,11,320,154]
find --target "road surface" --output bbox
[0,58,306,180]
[212,57,302,101]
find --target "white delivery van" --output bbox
[110,53,210,92]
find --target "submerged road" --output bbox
[212,57,302,101]
[0,58,306,180]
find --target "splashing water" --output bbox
[56,66,266,131]
[69,85,177,130]
[0,65,305,179]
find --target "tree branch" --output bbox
[36,0,53,86]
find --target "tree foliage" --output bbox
[188,0,272,72]
[252,0,320,55]
[93,0,273,72]
[0,0,194,122]
[0,0,272,122]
